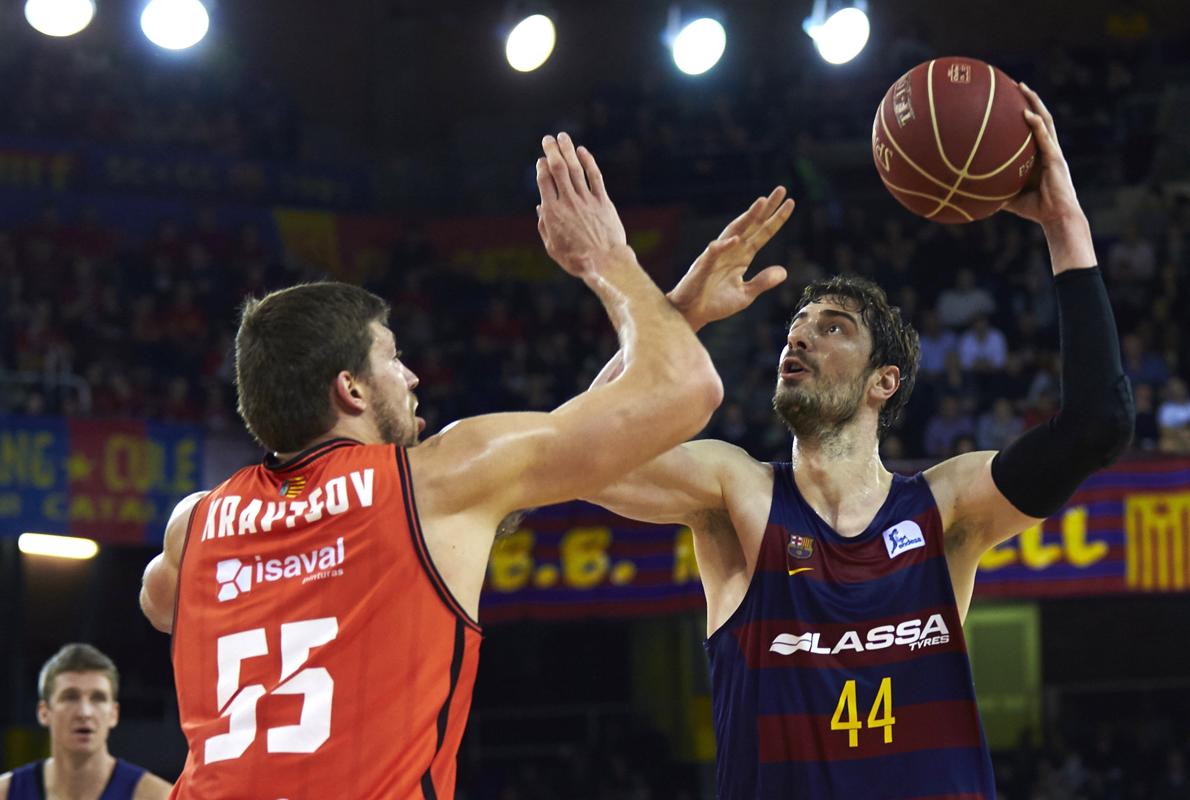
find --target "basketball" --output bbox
[871,56,1037,223]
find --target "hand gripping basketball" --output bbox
[872,56,1038,223]
[536,132,628,278]
[1002,83,1084,227]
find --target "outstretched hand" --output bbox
[536,133,628,279]
[668,187,795,331]
[1003,84,1084,226]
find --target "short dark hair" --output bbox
[793,275,920,436]
[38,644,119,702]
[235,282,390,453]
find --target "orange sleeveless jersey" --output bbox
[170,439,482,800]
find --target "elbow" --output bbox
[139,587,172,634]
[674,354,723,430]
[696,362,725,417]
[1096,374,1135,466]
[1064,375,1135,468]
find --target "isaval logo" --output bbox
[215,538,345,603]
[216,558,253,602]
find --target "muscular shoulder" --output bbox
[693,439,771,483]
[924,449,1040,554]
[924,451,997,514]
[133,771,173,800]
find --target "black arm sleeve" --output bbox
[990,267,1135,518]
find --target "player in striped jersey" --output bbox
[580,89,1134,797]
[139,134,724,799]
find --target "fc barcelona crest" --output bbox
[787,533,815,560]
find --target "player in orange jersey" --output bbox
[138,134,725,799]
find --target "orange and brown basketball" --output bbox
[872,56,1037,223]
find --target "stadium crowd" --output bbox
[0,36,298,161]
[3,189,1189,460]
[2,11,1189,800]
[4,36,1188,460]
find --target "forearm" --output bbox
[991,267,1134,516]
[1042,212,1097,275]
[584,246,719,396]
[588,287,703,390]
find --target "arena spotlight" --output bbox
[669,14,727,76]
[140,0,210,51]
[506,14,556,72]
[19,533,99,560]
[803,0,870,65]
[24,0,96,38]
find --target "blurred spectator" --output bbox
[1157,377,1190,454]
[917,310,957,376]
[924,395,975,459]
[937,268,996,328]
[1107,221,1157,283]
[1154,749,1188,800]
[977,398,1025,451]
[1121,332,1170,387]
[957,315,1008,373]
[1132,382,1160,451]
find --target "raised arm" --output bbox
[927,85,1134,603]
[590,187,794,388]
[411,134,722,520]
[140,490,207,633]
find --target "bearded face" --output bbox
[772,360,871,439]
[368,379,420,447]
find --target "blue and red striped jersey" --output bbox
[705,463,995,799]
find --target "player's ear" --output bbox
[872,365,900,402]
[331,371,367,414]
[110,700,119,730]
[37,700,50,728]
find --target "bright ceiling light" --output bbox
[804,3,870,65]
[24,0,96,38]
[140,0,210,50]
[506,14,556,72]
[672,17,726,76]
[19,533,99,560]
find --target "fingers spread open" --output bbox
[744,265,788,299]
[706,235,740,257]
[745,198,796,254]
[759,186,788,223]
[722,195,771,242]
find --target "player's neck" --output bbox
[45,750,115,799]
[790,426,891,529]
[276,419,380,462]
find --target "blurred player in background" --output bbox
[0,644,172,800]
[582,89,1134,797]
[137,134,723,799]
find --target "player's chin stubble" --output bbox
[772,375,865,440]
[373,395,418,447]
